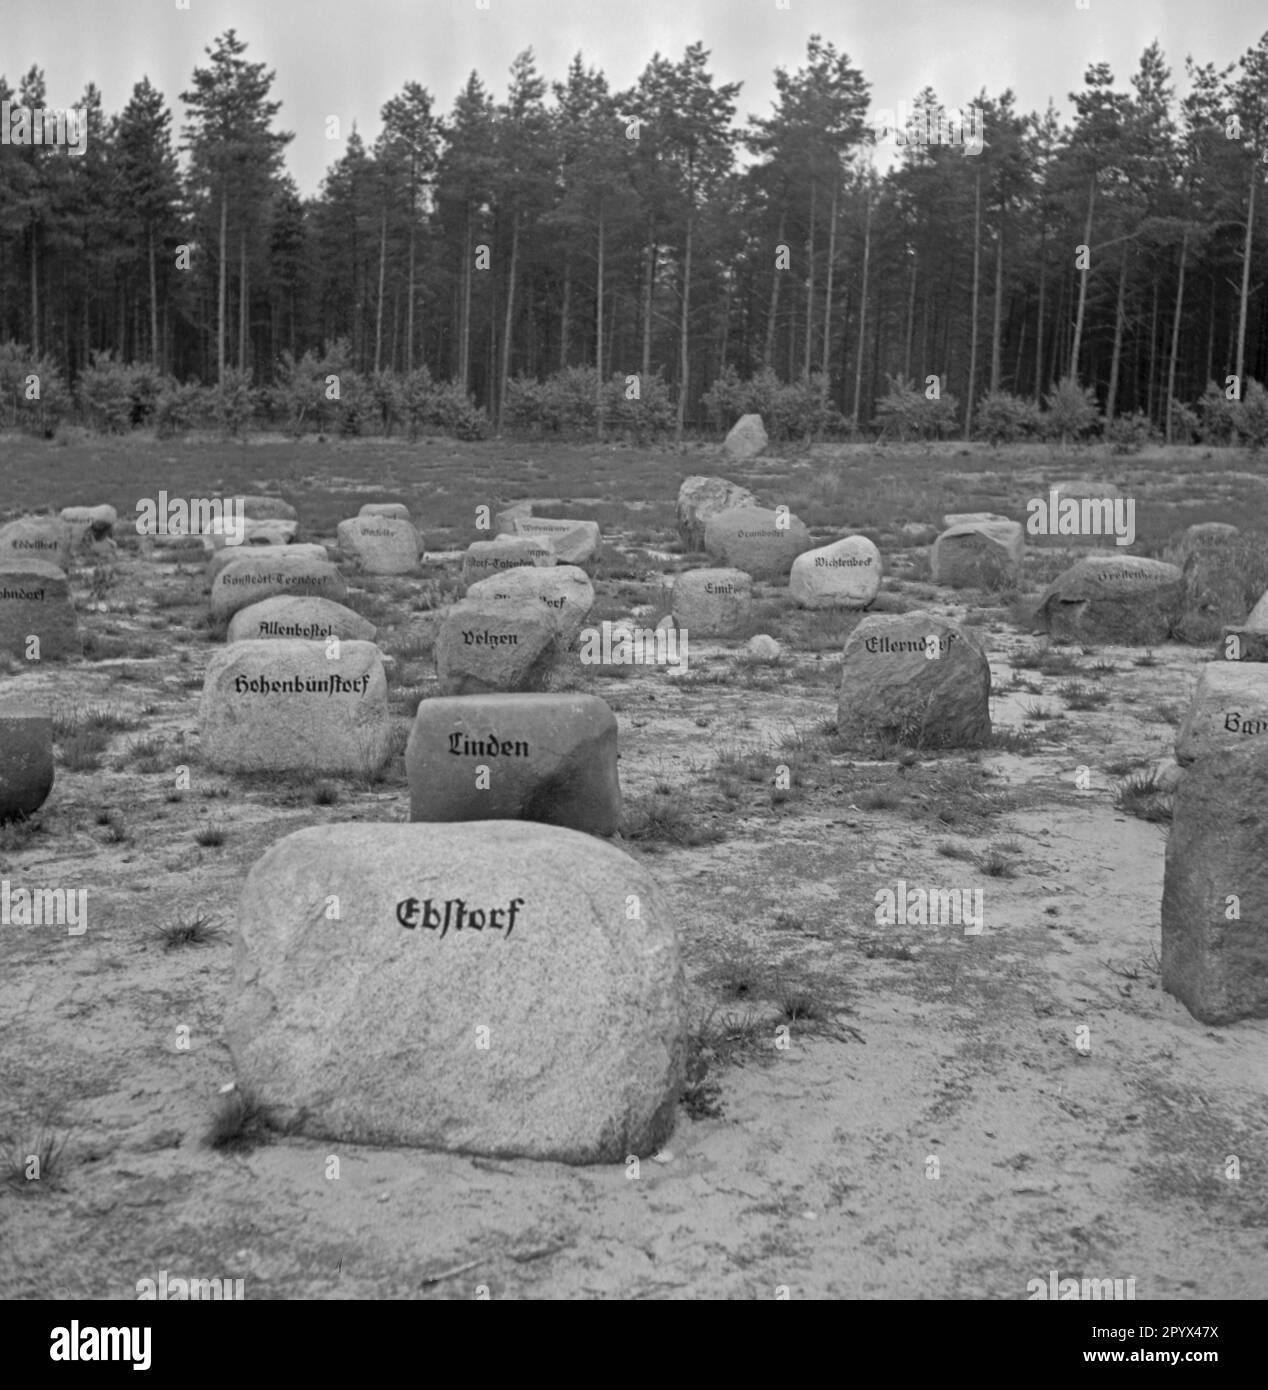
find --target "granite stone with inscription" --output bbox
[0,560,78,660]
[336,516,420,575]
[0,516,72,571]
[837,611,991,750]
[225,820,685,1163]
[209,551,347,621]
[237,496,298,522]
[790,535,882,608]
[1163,738,1268,1024]
[207,542,330,588]
[434,600,562,694]
[59,504,118,549]
[0,701,54,823]
[1034,555,1184,644]
[666,567,753,636]
[406,693,621,833]
[676,476,759,552]
[510,516,601,567]
[461,536,557,587]
[464,565,595,646]
[1175,663,1268,765]
[226,596,377,645]
[931,520,1024,590]
[199,639,391,773]
[703,505,811,580]
[723,413,768,460]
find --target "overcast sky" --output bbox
[5,0,1265,193]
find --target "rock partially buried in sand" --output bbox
[1034,556,1184,645]
[207,543,330,588]
[0,560,79,660]
[1162,738,1268,1023]
[225,820,685,1162]
[1174,663,1268,765]
[0,702,54,822]
[837,611,991,750]
[931,520,1024,590]
[510,516,601,568]
[406,693,621,834]
[675,476,759,552]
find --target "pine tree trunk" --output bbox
[676,196,693,443]
[595,204,606,439]
[498,207,520,430]
[559,256,571,369]
[1235,158,1257,389]
[989,216,1004,394]
[406,163,418,375]
[1147,279,1159,423]
[1105,250,1129,423]
[803,179,816,381]
[641,227,655,381]
[1165,229,1189,444]
[820,180,838,400]
[851,188,872,430]
[965,169,982,438]
[148,224,160,367]
[1069,174,1095,382]
[460,205,473,391]
[238,230,248,372]
[374,204,387,374]
[29,224,39,359]
[1034,232,1046,400]
[764,212,785,372]
[904,248,917,380]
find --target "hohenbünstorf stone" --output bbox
[199,640,391,773]
[668,568,752,636]
[434,601,561,695]
[1162,738,1268,1023]
[1034,555,1184,644]
[0,561,78,660]
[703,506,811,580]
[724,413,767,460]
[790,535,882,608]
[1175,663,1268,765]
[675,476,759,552]
[931,520,1024,589]
[0,702,54,822]
[226,596,377,645]
[464,565,595,646]
[225,820,685,1162]
[837,611,991,750]
[406,693,621,834]
[336,516,420,575]
[210,551,347,621]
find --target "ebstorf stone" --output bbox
[1034,556,1184,644]
[199,640,391,774]
[226,596,377,645]
[1162,739,1268,1023]
[1175,663,1268,765]
[225,820,685,1162]
[210,551,347,621]
[668,568,752,636]
[435,601,561,695]
[465,565,595,646]
[0,702,54,823]
[703,505,811,580]
[676,476,758,552]
[790,535,882,609]
[838,611,991,750]
[406,693,621,834]
[0,560,78,660]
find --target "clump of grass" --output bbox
[5,1123,70,1191]
[156,911,227,950]
[1152,702,1184,726]
[194,821,227,847]
[311,780,341,806]
[0,817,42,851]
[100,810,130,844]
[1021,700,1054,721]
[620,789,725,848]
[205,1086,272,1153]
[857,786,902,811]
[1012,646,1081,675]
[1057,682,1111,711]
[989,726,1040,754]
[1133,651,1160,668]
[117,735,166,773]
[59,728,110,771]
[980,837,1024,877]
[1113,770,1174,822]
[936,840,977,861]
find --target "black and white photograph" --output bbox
[1,0,1266,1336]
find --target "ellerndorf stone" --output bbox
[227,596,377,645]
[0,701,54,822]
[359,502,411,522]
[1034,555,1184,644]
[837,611,991,750]
[723,412,768,460]
[434,601,561,694]
[511,516,601,568]
[1162,738,1268,1024]
[703,505,811,580]
[406,693,621,834]
[462,536,557,587]
[336,516,420,575]
[225,820,685,1162]
[667,567,752,636]
[207,542,329,588]
[210,551,347,621]
[0,516,72,570]
[676,476,759,551]
[1175,663,1268,765]
[0,560,78,660]
[464,565,595,646]
[931,520,1024,589]
[199,639,391,773]
[790,535,882,609]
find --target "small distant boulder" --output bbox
[724,413,768,460]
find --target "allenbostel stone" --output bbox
[724,412,768,460]
[406,693,621,834]
[790,535,882,609]
[462,536,557,587]
[199,639,391,774]
[1034,555,1184,644]
[336,516,420,575]
[237,496,298,523]
[0,516,72,571]
[59,504,117,549]
[0,561,78,660]
[931,520,1024,590]
[207,542,329,588]
[837,611,991,750]
[464,565,595,646]
[667,568,753,637]
[511,516,601,568]
[210,551,347,622]
[0,702,54,822]
[703,505,812,580]
[1175,663,1268,765]
[434,600,561,695]
[359,502,412,522]
[676,476,759,551]
[225,820,686,1162]
[1162,739,1268,1023]
[226,596,377,645]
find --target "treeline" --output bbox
[1,27,1267,441]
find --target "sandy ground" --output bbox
[3,485,1267,1301]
